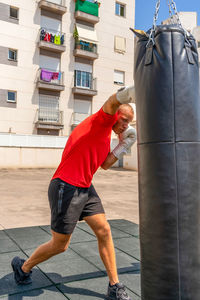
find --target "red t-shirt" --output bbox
[52,108,118,187]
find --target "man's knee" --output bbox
[51,231,71,254]
[96,222,112,241]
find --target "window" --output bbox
[39,95,59,122]
[8,49,17,61]
[115,2,125,17]
[75,70,92,89]
[114,70,125,85]
[7,91,17,103]
[10,7,19,19]
[114,36,126,53]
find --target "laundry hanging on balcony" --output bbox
[40,28,64,45]
[40,69,61,82]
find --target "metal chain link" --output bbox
[153,0,161,31]
[147,0,160,46]
[167,0,174,24]
[147,0,184,47]
[169,0,182,27]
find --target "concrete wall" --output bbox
[0,133,120,168]
[0,147,63,168]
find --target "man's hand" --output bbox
[103,85,135,116]
[112,125,137,159]
[116,85,136,104]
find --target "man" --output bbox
[11,85,136,300]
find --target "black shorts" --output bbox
[48,178,105,234]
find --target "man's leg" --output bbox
[84,213,119,285]
[11,230,71,285]
[22,230,71,273]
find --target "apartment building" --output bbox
[162,11,200,60]
[0,0,135,138]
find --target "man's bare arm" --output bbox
[103,94,121,115]
[101,152,118,170]
[103,86,135,115]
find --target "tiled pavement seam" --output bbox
[1,221,141,299]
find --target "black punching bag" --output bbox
[132,1,200,299]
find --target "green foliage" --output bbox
[73,26,79,42]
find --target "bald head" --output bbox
[118,104,134,115]
[112,104,134,134]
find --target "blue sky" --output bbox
[135,0,200,31]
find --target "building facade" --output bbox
[162,11,200,61]
[0,0,135,137]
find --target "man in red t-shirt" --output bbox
[11,86,136,300]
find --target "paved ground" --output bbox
[0,168,140,299]
[0,168,139,230]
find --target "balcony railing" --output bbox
[75,40,97,53]
[38,68,64,85]
[49,0,66,5]
[38,0,67,15]
[38,108,63,124]
[74,70,96,90]
[75,0,99,17]
[39,27,65,46]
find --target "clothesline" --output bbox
[40,28,64,45]
[40,69,61,82]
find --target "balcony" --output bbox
[38,0,67,15]
[74,40,98,60]
[75,0,100,24]
[37,68,65,91]
[72,70,97,96]
[38,28,66,53]
[36,108,64,130]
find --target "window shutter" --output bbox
[114,70,124,84]
[114,36,126,53]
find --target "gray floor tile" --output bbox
[108,219,134,227]
[110,227,131,239]
[58,276,108,300]
[37,255,104,284]
[119,272,141,297]
[58,276,140,300]
[5,227,51,250]
[114,225,139,238]
[85,251,140,275]
[114,237,140,258]
[0,238,20,254]
[0,251,52,297]
[1,286,68,300]
[0,231,10,240]
[109,220,139,238]
[70,227,96,244]
[39,225,51,235]
[76,222,95,236]
[5,227,49,238]
[70,241,120,259]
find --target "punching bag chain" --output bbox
[168,0,182,27]
[147,0,183,47]
[147,0,160,47]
